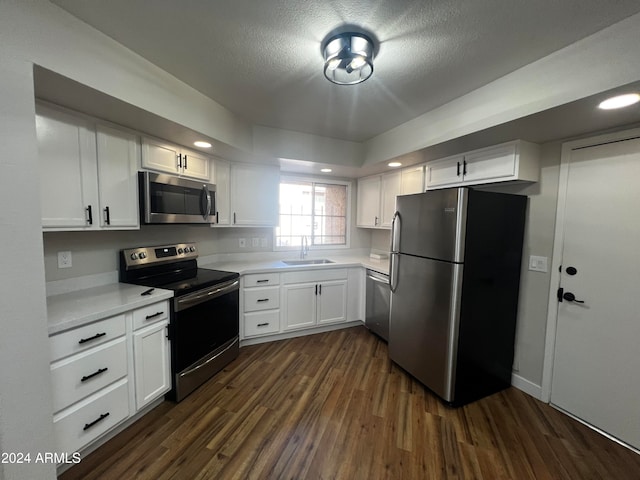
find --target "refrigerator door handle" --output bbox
[389,252,399,293]
[390,211,401,253]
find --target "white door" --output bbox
[282,283,316,331]
[380,171,401,228]
[425,155,463,189]
[356,176,381,227]
[230,163,280,226]
[550,134,640,449]
[212,159,230,225]
[96,124,140,229]
[317,280,347,324]
[133,320,171,411]
[141,137,180,175]
[180,148,210,181]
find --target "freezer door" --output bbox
[394,188,468,263]
[388,253,463,402]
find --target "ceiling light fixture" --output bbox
[388,162,402,167]
[323,32,374,85]
[598,93,640,110]
[193,141,212,148]
[321,168,333,173]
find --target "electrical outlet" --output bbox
[529,255,548,273]
[57,251,72,269]
[260,237,268,248]
[238,238,246,248]
[252,237,259,247]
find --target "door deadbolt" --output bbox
[566,266,578,275]
[562,292,585,303]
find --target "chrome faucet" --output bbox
[301,236,309,259]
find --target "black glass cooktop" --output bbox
[158,268,239,295]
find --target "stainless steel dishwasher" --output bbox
[365,269,390,341]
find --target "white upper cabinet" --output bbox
[96,125,140,229]
[356,171,404,229]
[425,140,540,189]
[230,163,280,227]
[36,104,140,231]
[211,158,231,226]
[141,136,210,181]
[400,165,425,194]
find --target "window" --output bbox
[276,178,349,248]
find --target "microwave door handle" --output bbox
[201,185,211,221]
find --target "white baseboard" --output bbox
[511,373,542,400]
[240,320,364,347]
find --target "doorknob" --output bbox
[562,292,585,303]
[565,266,578,275]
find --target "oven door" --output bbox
[170,278,239,401]
[140,171,216,224]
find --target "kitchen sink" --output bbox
[282,259,335,266]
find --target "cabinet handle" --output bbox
[177,153,182,169]
[216,211,219,223]
[145,311,165,320]
[83,412,110,431]
[256,279,269,283]
[315,284,318,295]
[257,322,270,327]
[78,332,106,344]
[319,284,322,295]
[233,212,236,224]
[374,216,378,226]
[86,205,93,225]
[463,160,467,175]
[103,206,111,225]
[456,162,461,176]
[184,154,188,170]
[80,367,108,383]
[256,298,269,303]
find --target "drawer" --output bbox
[244,273,280,287]
[132,301,170,330]
[244,310,280,337]
[244,286,280,312]
[53,378,130,456]
[50,338,128,413]
[50,314,126,362]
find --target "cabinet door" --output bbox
[141,137,180,175]
[462,144,517,184]
[401,166,424,194]
[317,280,347,325]
[380,171,402,228]
[425,155,464,189]
[282,283,316,331]
[36,105,98,229]
[230,163,280,226]
[180,148,210,181]
[212,159,230,225]
[96,125,140,229]
[356,176,381,227]
[133,320,170,411]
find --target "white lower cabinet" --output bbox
[281,269,348,332]
[133,318,171,411]
[49,299,171,457]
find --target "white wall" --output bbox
[0,54,56,479]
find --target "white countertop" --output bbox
[47,283,174,336]
[201,254,390,276]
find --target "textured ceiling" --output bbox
[51,0,640,142]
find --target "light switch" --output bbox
[529,255,548,273]
[238,238,246,248]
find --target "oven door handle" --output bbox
[179,337,239,378]
[175,279,239,311]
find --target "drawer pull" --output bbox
[256,298,270,303]
[78,332,107,345]
[256,279,269,283]
[145,311,164,320]
[80,367,109,383]
[257,322,270,327]
[83,412,110,431]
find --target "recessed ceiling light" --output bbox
[193,141,212,148]
[598,93,640,110]
[388,162,402,167]
[321,168,332,173]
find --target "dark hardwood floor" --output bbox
[60,326,640,479]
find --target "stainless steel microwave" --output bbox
[139,171,216,224]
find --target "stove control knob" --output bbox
[130,253,138,260]
[139,252,147,259]
[178,248,184,254]
[189,246,196,252]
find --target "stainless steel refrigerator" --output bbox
[389,187,527,406]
